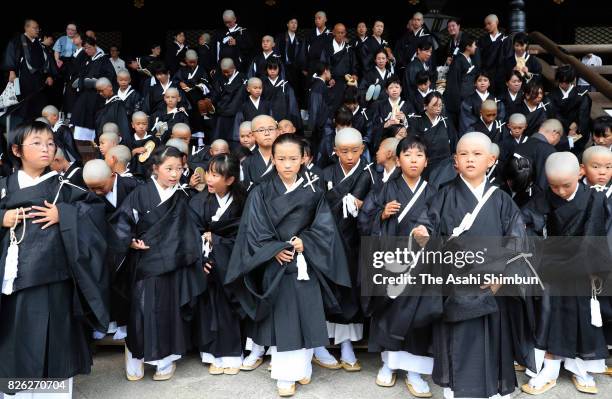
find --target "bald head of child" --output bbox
[581,146,612,187]
[83,159,115,196]
[455,132,496,186]
[335,127,364,173]
[546,152,581,200]
[247,77,263,100]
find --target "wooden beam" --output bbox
[530,44,612,55]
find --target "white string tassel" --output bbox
[2,207,26,295]
[342,193,359,219]
[289,236,309,281]
[591,277,603,327]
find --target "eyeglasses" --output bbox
[252,127,277,134]
[22,142,56,150]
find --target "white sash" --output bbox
[450,186,497,238]
[397,181,428,223]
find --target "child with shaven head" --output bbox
[105,145,133,178]
[580,145,612,188]
[98,132,119,158]
[149,87,189,143]
[500,113,528,164]
[238,121,256,152]
[413,131,531,399]
[249,35,283,79]
[521,151,611,396]
[116,69,142,118]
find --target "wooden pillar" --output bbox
[509,0,527,33]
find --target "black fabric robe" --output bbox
[410,114,457,177]
[477,32,512,94]
[416,176,535,398]
[190,191,244,357]
[514,100,553,137]
[0,173,109,380]
[498,89,523,118]
[225,171,351,351]
[403,59,437,98]
[548,86,592,137]
[108,179,206,361]
[214,25,253,72]
[53,123,81,165]
[240,149,273,190]
[142,79,183,115]
[514,133,557,191]
[468,118,506,143]
[443,53,478,118]
[173,65,214,108]
[394,27,436,72]
[64,162,86,189]
[358,36,391,75]
[212,72,246,143]
[358,67,393,106]
[502,54,542,89]
[165,42,188,76]
[128,134,160,180]
[118,86,143,119]
[499,130,528,165]
[320,40,357,112]
[71,50,117,130]
[459,91,506,135]
[248,52,284,79]
[322,160,375,324]
[359,172,441,355]
[196,43,216,77]
[304,28,331,74]
[95,96,133,146]
[372,98,416,152]
[307,78,331,156]
[522,184,610,360]
[149,108,190,144]
[262,78,302,131]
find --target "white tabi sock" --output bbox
[407,371,430,394]
[113,325,127,340]
[277,380,294,389]
[156,361,175,375]
[377,364,394,384]
[340,340,356,365]
[528,358,561,389]
[125,348,144,378]
[243,343,265,366]
[313,346,338,365]
[574,371,596,387]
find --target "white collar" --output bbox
[187,65,199,79]
[524,100,538,112]
[480,116,494,131]
[515,52,529,61]
[352,105,360,116]
[152,176,177,205]
[228,25,240,33]
[226,70,239,85]
[332,39,346,54]
[249,144,257,151]
[316,27,327,36]
[508,89,518,101]
[388,97,401,108]
[461,52,471,63]
[268,76,279,86]
[489,31,502,41]
[460,174,487,200]
[250,96,261,109]
[105,175,118,207]
[117,86,134,100]
[263,51,273,59]
[428,114,442,127]
[560,85,575,99]
[74,47,83,57]
[288,31,295,40]
[382,166,396,182]
[313,75,326,83]
[283,176,304,193]
[476,90,489,102]
[373,35,382,44]
[134,133,152,141]
[105,95,120,105]
[566,183,580,202]
[376,66,387,80]
[418,88,433,97]
[215,192,231,207]
[17,170,58,189]
[341,159,362,180]
[91,48,104,61]
[160,79,172,94]
[258,149,271,165]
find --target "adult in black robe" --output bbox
[403,58,437,100]
[548,85,591,140]
[498,83,524,119]
[164,36,188,76]
[108,178,206,363]
[394,23,435,74]
[415,175,535,398]
[225,170,351,352]
[320,32,358,113]
[71,44,116,136]
[64,161,87,189]
[307,77,332,158]
[322,160,375,329]
[514,99,553,137]
[477,30,512,94]
[262,78,302,132]
[514,131,558,191]
[359,36,392,75]
[95,95,133,146]
[304,22,331,75]
[358,67,393,107]
[410,114,456,178]
[212,71,246,144]
[174,61,214,109]
[214,15,253,73]
[248,52,284,80]
[190,189,245,366]
[0,172,109,381]
[443,52,478,127]
[276,26,306,108]
[142,78,183,115]
[195,40,216,78]
[3,22,55,121]
[502,54,541,88]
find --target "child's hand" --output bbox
[203,262,213,274]
[382,200,401,220]
[189,173,202,188]
[328,79,336,88]
[130,239,150,250]
[2,208,32,227]
[203,232,212,243]
[354,198,364,210]
[275,249,294,265]
[290,237,304,253]
[480,283,502,294]
[411,225,430,247]
[31,201,59,230]
[132,147,146,155]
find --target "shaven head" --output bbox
[99,132,119,145]
[539,119,564,146]
[132,111,148,122]
[41,105,59,118]
[107,145,132,165]
[545,152,580,200]
[166,138,188,155]
[102,122,119,134]
[376,137,399,165]
[117,70,131,79]
[455,132,495,182]
[381,137,399,153]
[490,142,500,159]
[83,159,112,183]
[95,77,112,89]
[485,14,499,24]
[185,49,198,61]
[239,121,252,133]
[581,146,612,186]
[210,139,230,156]
[165,87,180,97]
[220,58,235,70]
[335,127,362,147]
[481,99,497,112]
[457,131,492,154]
[247,77,262,89]
[508,113,527,125]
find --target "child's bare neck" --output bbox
[22,165,46,179]
[384,159,396,173]
[402,173,420,189]
[461,173,485,189]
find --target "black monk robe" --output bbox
[108,179,206,361]
[225,171,351,352]
[190,191,245,358]
[0,172,109,380]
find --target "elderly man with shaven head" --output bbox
[394,12,437,74]
[214,58,247,146]
[214,9,253,72]
[477,14,509,95]
[320,23,358,111]
[304,11,332,74]
[174,49,211,108]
